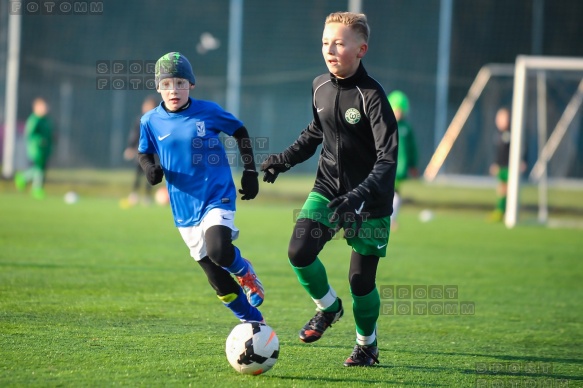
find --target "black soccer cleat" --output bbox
[299,298,344,343]
[343,344,380,367]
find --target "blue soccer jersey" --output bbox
[138,97,243,227]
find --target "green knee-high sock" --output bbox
[496,196,507,213]
[352,287,380,345]
[290,258,339,312]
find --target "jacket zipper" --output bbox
[334,83,343,193]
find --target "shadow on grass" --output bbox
[394,349,583,382]
[301,344,583,383]
[397,349,582,366]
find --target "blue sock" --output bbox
[224,246,249,276]
[224,289,263,322]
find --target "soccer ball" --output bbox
[419,209,434,223]
[63,191,79,204]
[225,322,279,375]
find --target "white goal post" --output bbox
[505,55,583,228]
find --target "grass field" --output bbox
[1,171,582,386]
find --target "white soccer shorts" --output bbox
[178,208,239,261]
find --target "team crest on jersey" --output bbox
[345,108,361,124]
[196,121,206,137]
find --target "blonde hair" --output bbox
[325,12,370,43]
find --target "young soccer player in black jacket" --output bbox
[261,11,398,366]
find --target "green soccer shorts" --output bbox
[296,192,391,257]
[498,167,509,183]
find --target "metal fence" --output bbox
[1,0,582,177]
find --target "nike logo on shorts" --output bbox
[377,243,387,249]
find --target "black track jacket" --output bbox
[281,63,398,218]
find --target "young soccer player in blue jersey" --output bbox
[137,52,265,323]
[261,12,398,366]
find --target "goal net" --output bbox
[424,56,583,228]
[506,56,583,228]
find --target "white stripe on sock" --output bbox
[313,286,337,311]
[356,327,377,346]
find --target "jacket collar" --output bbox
[329,62,366,88]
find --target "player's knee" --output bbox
[205,226,235,267]
[349,273,376,296]
[288,219,329,267]
[207,242,234,267]
[288,239,317,267]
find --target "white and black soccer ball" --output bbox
[225,322,279,375]
[419,209,434,223]
[63,191,79,204]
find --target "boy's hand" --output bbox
[260,154,291,183]
[327,192,366,234]
[239,170,259,200]
[123,148,137,160]
[146,165,164,185]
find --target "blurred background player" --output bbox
[14,97,54,199]
[138,52,265,323]
[261,12,398,366]
[387,90,418,230]
[488,106,524,222]
[122,95,158,207]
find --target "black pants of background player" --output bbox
[132,163,153,195]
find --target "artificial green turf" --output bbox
[1,179,582,386]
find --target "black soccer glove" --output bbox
[327,191,366,234]
[239,170,259,200]
[138,153,164,185]
[146,165,164,185]
[260,154,291,183]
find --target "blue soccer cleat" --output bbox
[236,259,265,307]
